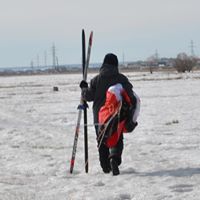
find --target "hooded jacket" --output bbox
[82,63,135,125]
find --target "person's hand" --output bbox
[125,120,138,132]
[79,80,88,89]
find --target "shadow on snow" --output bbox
[139,167,200,177]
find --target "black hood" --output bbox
[99,64,119,77]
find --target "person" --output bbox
[80,53,138,175]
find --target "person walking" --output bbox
[80,53,138,175]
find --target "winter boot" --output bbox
[102,165,111,173]
[110,158,120,176]
[101,158,111,174]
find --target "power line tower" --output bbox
[189,40,195,57]
[56,56,59,67]
[30,60,34,69]
[44,50,47,67]
[122,52,125,66]
[52,43,56,69]
[155,49,159,61]
[37,54,40,68]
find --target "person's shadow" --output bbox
[122,167,200,177]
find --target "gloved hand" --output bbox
[79,80,88,89]
[125,120,138,132]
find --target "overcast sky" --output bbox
[0,0,199,68]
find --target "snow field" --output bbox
[0,71,200,199]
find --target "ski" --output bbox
[70,30,93,174]
[82,30,89,173]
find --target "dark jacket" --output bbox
[82,63,135,124]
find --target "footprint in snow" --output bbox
[121,167,137,175]
[169,184,193,193]
[94,181,105,187]
[117,193,132,200]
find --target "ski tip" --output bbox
[89,31,93,46]
[82,29,85,37]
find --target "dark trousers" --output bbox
[95,125,124,170]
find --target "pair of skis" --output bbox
[70,30,93,174]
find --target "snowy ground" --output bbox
[0,70,200,200]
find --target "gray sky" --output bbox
[0,0,199,68]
